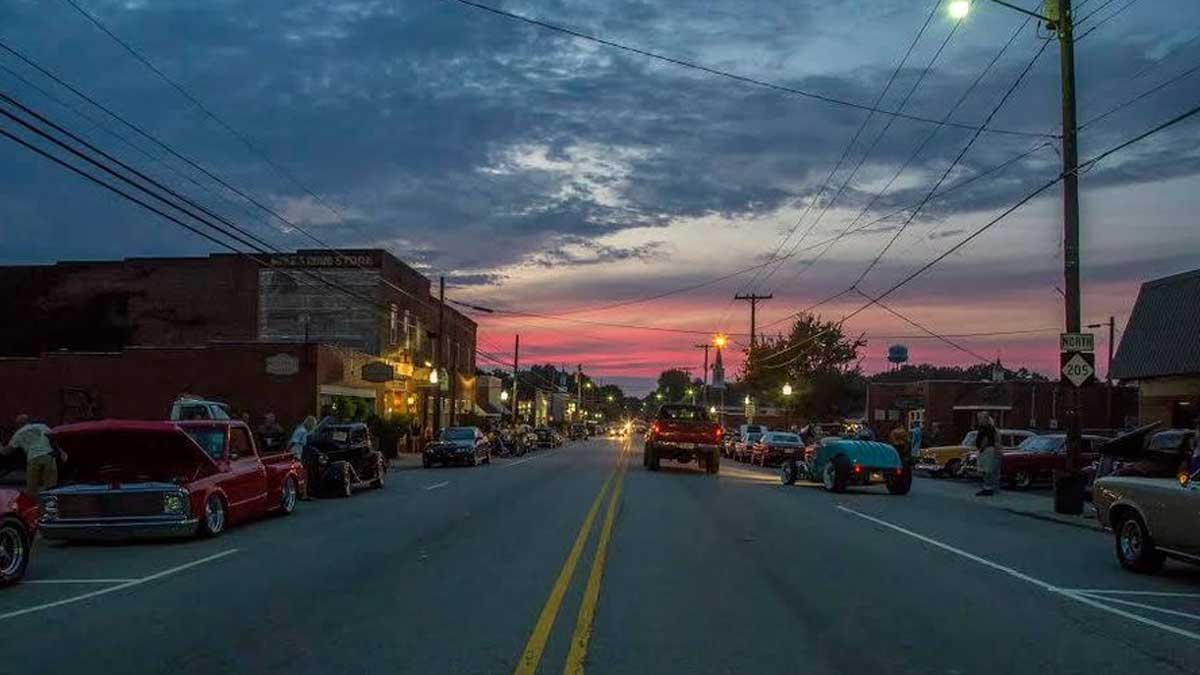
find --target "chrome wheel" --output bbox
[822,463,835,490]
[1119,519,1143,561]
[204,496,226,535]
[0,525,25,579]
[281,477,298,513]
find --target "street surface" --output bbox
[5,435,1199,674]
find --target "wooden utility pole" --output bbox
[694,343,711,405]
[576,364,584,422]
[734,293,773,347]
[511,334,520,426]
[433,276,445,434]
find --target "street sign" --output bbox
[1060,332,1095,353]
[1060,351,1096,387]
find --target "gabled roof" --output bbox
[1111,268,1200,380]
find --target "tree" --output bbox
[653,368,692,403]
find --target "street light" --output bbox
[607,395,614,403]
[713,334,728,349]
[708,405,717,415]
[744,395,751,405]
[781,383,793,429]
[781,383,793,397]
[500,389,509,402]
[948,0,970,20]
[655,392,664,401]
[428,368,439,385]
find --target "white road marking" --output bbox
[837,506,1200,643]
[1075,593,1200,622]
[424,481,449,491]
[1061,589,1200,598]
[0,549,239,622]
[26,579,136,584]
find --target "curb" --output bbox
[1002,507,1105,533]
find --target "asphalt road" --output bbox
[4,436,1199,674]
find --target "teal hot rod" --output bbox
[780,437,911,495]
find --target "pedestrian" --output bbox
[975,412,1000,496]
[909,420,923,458]
[889,422,908,459]
[256,412,286,453]
[0,413,65,497]
[288,415,317,458]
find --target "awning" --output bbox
[319,384,377,399]
[474,401,506,417]
[953,404,1013,411]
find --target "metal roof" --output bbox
[1111,268,1200,380]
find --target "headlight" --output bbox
[40,495,58,520]
[162,492,187,515]
[318,454,328,465]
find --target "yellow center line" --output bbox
[563,445,628,675]
[513,444,627,675]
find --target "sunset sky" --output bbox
[3,0,1199,394]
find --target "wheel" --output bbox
[822,455,849,493]
[336,462,353,497]
[706,450,720,475]
[886,469,913,495]
[483,451,491,465]
[1011,469,1033,490]
[370,457,385,489]
[647,446,660,471]
[1114,511,1165,573]
[199,494,227,537]
[0,518,30,587]
[781,460,798,485]
[643,447,650,468]
[279,475,299,514]
[422,457,432,468]
[944,459,961,478]
[469,453,478,467]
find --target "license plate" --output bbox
[331,431,348,442]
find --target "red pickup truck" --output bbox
[643,404,723,474]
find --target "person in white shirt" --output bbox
[288,416,317,458]
[1,414,64,497]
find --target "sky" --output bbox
[2,0,1199,395]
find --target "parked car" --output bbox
[1087,426,1196,496]
[733,424,766,462]
[423,426,491,467]
[781,437,910,494]
[569,423,590,440]
[168,396,231,421]
[1000,433,1108,489]
[1093,466,1200,573]
[533,427,562,448]
[302,419,385,497]
[916,429,1035,478]
[40,420,304,540]
[1,486,37,587]
[749,431,807,467]
[644,404,722,474]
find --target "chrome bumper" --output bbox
[40,517,199,541]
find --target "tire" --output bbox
[781,460,798,485]
[279,476,299,514]
[0,518,30,587]
[822,455,849,493]
[422,457,432,468]
[886,469,913,495]
[199,494,227,537]
[1114,511,1165,574]
[1011,470,1033,490]
[370,456,385,489]
[483,450,491,465]
[706,450,720,475]
[944,459,961,479]
[647,445,660,471]
[335,462,353,497]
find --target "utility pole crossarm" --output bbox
[734,293,773,348]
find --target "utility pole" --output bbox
[511,334,520,426]
[694,343,711,406]
[433,276,445,435]
[734,293,773,348]
[576,364,584,422]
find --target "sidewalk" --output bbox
[915,476,1105,533]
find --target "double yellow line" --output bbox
[514,441,630,675]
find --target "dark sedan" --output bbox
[749,431,806,467]
[423,426,491,467]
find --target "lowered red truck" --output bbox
[644,404,722,474]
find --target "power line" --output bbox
[1078,61,1200,131]
[445,0,1053,139]
[852,288,992,363]
[1075,0,1139,42]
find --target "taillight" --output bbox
[895,468,904,476]
[853,464,863,474]
[714,427,723,440]
[651,423,660,435]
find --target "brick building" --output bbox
[0,249,476,430]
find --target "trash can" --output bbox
[1053,470,1086,515]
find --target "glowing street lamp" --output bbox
[782,383,793,397]
[607,395,615,403]
[500,389,509,402]
[713,334,728,349]
[428,368,439,385]
[948,0,970,20]
[708,405,717,414]
[655,392,664,401]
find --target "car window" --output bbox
[962,431,977,447]
[211,405,231,420]
[1019,436,1064,453]
[443,427,475,440]
[179,404,210,420]
[659,406,708,421]
[230,427,255,459]
[185,428,227,461]
[771,433,801,444]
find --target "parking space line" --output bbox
[1075,593,1200,622]
[424,481,450,491]
[1061,589,1200,598]
[0,549,239,622]
[837,506,1200,643]
[26,579,137,584]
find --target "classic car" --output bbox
[423,426,491,467]
[1,486,38,587]
[781,437,910,494]
[169,396,231,421]
[644,404,722,474]
[1093,466,1200,573]
[1000,433,1108,489]
[916,429,1035,478]
[40,420,304,540]
[732,425,767,462]
[1087,426,1196,496]
[533,427,562,448]
[302,420,386,497]
[749,431,807,467]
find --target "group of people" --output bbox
[249,412,317,458]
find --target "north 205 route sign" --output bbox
[1060,332,1096,387]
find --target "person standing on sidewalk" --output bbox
[889,422,909,459]
[288,416,317,459]
[909,420,922,458]
[975,413,1000,496]
[1,413,65,497]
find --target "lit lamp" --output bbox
[782,383,793,397]
[713,334,728,349]
[948,0,970,20]
[428,369,439,384]
[709,405,717,414]
[500,390,509,402]
[744,395,751,405]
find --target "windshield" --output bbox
[659,406,708,421]
[1019,436,1065,453]
[442,428,475,441]
[961,431,978,446]
[183,428,226,460]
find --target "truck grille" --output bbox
[57,492,164,518]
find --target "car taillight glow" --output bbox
[853,464,863,474]
[651,423,660,435]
